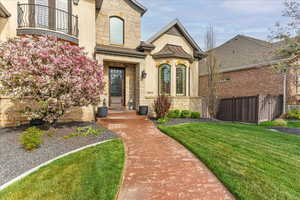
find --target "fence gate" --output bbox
[217,95,283,123]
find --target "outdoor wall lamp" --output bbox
[141,70,147,79]
[73,0,79,5]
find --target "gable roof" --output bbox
[96,0,147,16]
[152,44,194,62]
[200,35,279,75]
[213,34,272,51]
[147,19,204,55]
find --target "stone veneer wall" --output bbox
[0,97,95,127]
[95,0,141,49]
[143,96,202,118]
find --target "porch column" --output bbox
[171,59,176,97]
[135,60,147,108]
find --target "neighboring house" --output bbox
[0,0,204,127]
[199,34,300,110]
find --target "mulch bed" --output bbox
[152,118,223,126]
[0,122,118,186]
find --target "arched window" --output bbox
[159,64,171,95]
[176,64,186,95]
[110,17,124,45]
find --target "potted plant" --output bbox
[138,105,148,115]
[96,99,108,118]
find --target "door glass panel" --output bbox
[56,0,69,33]
[110,68,124,97]
[35,0,48,28]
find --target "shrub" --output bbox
[63,126,105,139]
[181,110,191,118]
[287,109,300,120]
[157,117,169,124]
[154,95,171,119]
[191,112,201,119]
[21,127,44,151]
[259,119,287,127]
[167,110,181,118]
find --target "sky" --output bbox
[138,0,288,50]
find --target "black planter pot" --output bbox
[30,119,45,126]
[138,106,148,115]
[97,107,108,118]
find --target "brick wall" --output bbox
[199,66,300,105]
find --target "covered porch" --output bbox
[95,49,147,111]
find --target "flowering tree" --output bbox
[0,36,104,124]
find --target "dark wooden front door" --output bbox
[109,67,125,108]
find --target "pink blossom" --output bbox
[0,36,104,124]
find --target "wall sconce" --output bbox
[73,0,79,5]
[141,70,147,79]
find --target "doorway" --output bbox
[109,67,125,109]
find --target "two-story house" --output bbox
[0,0,204,127]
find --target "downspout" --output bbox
[283,72,287,114]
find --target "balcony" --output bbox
[17,3,79,44]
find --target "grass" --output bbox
[159,123,300,200]
[0,139,125,200]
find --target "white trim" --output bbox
[0,139,115,191]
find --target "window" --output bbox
[110,17,124,45]
[35,0,49,28]
[56,0,69,33]
[297,75,300,94]
[159,64,171,95]
[176,65,186,95]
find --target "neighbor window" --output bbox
[176,65,186,95]
[159,64,171,95]
[110,17,124,45]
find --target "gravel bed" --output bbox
[152,118,223,126]
[0,122,118,186]
[267,127,300,136]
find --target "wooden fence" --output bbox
[217,95,283,123]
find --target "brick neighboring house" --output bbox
[0,0,205,127]
[199,34,300,111]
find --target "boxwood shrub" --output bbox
[167,110,181,118]
[181,110,191,118]
[21,127,44,151]
[259,119,287,127]
[191,112,201,119]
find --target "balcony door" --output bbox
[35,0,48,28]
[32,0,71,33]
[56,0,69,34]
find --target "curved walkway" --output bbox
[98,112,234,200]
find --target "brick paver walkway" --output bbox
[98,112,234,200]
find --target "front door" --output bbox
[109,67,125,108]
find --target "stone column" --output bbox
[171,59,176,97]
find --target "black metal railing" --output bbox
[17,3,78,38]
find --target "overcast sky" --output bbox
[138,0,287,49]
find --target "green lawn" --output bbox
[159,123,300,200]
[0,139,125,200]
